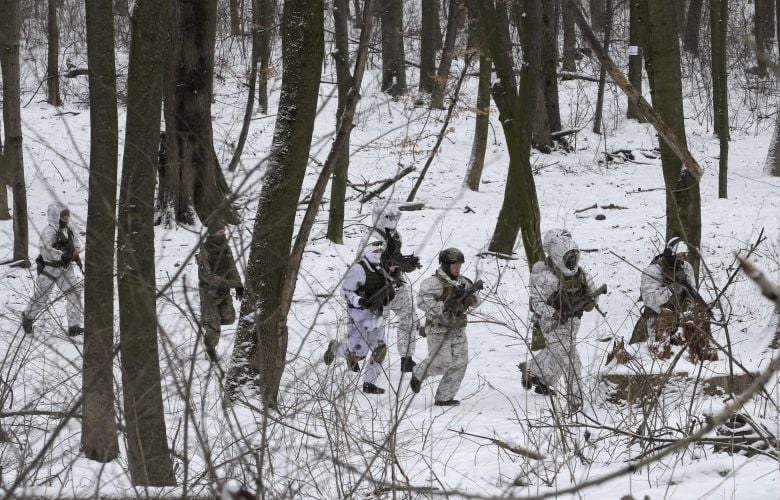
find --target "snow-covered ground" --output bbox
[1,26,780,499]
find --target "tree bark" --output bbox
[589,0,605,32]
[380,0,406,96]
[159,0,237,228]
[0,127,8,220]
[710,0,729,197]
[754,0,771,77]
[419,0,439,93]
[0,0,30,267]
[118,0,176,486]
[229,0,241,35]
[478,0,543,266]
[683,0,702,56]
[541,0,561,134]
[227,0,324,407]
[765,116,780,176]
[47,0,62,106]
[465,0,489,191]
[431,0,466,109]
[82,0,120,463]
[257,0,275,114]
[639,0,702,275]
[593,0,612,134]
[326,0,352,244]
[562,0,577,72]
[626,0,645,121]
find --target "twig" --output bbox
[62,67,89,78]
[558,71,599,82]
[626,187,666,194]
[0,410,83,419]
[574,203,598,214]
[738,257,780,307]
[448,428,544,460]
[599,203,628,210]
[360,165,416,203]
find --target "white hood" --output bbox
[47,201,69,228]
[372,200,401,231]
[543,228,579,277]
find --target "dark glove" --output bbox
[235,287,244,301]
[61,252,73,266]
[464,294,477,307]
[358,297,368,308]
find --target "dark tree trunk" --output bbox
[561,0,577,72]
[0,0,30,267]
[626,0,645,121]
[159,0,237,228]
[754,0,771,77]
[711,0,728,198]
[639,0,702,275]
[593,0,612,134]
[478,0,543,266]
[431,0,466,109]
[118,0,176,486]
[683,0,702,56]
[675,0,687,36]
[0,127,8,220]
[380,0,406,95]
[229,0,241,35]
[227,0,324,407]
[465,0,489,191]
[82,0,120,463]
[47,0,62,106]
[326,0,352,244]
[257,0,275,114]
[419,0,439,93]
[516,1,551,150]
[766,116,780,176]
[589,0,605,32]
[541,0,561,134]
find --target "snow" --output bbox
[1,23,780,500]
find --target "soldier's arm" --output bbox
[529,263,556,318]
[417,276,445,318]
[387,283,419,333]
[341,262,367,308]
[640,265,672,313]
[40,227,63,262]
[582,268,600,307]
[223,251,243,289]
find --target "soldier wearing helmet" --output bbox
[519,229,601,411]
[409,247,482,407]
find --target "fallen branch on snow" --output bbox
[449,428,544,460]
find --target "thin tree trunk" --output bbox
[380,0,406,96]
[754,0,770,77]
[227,0,324,407]
[229,0,241,35]
[765,116,780,176]
[47,0,62,106]
[711,0,729,197]
[419,0,438,93]
[0,122,9,220]
[431,0,466,109]
[683,0,703,56]
[82,0,119,463]
[257,0,274,114]
[326,0,352,244]
[478,0,543,266]
[561,0,577,72]
[118,0,176,486]
[589,0,605,32]
[465,0,489,191]
[593,0,612,134]
[0,0,30,267]
[626,0,645,121]
[541,0,561,134]
[639,0,702,275]
[227,0,260,172]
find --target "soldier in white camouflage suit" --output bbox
[519,229,599,410]
[322,243,399,394]
[360,201,421,373]
[22,201,84,337]
[409,248,482,407]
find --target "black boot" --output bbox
[434,399,460,406]
[348,360,361,372]
[400,357,416,373]
[204,345,218,363]
[67,326,84,337]
[323,340,337,365]
[362,382,385,394]
[533,380,555,396]
[518,362,532,390]
[21,315,33,334]
[410,374,422,393]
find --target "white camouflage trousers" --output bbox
[412,327,468,402]
[387,283,417,357]
[25,265,83,329]
[528,318,583,407]
[335,308,386,384]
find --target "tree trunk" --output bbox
[478,0,543,266]
[517,1,551,150]
[431,0,466,109]
[561,0,577,72]
[593,0,612,134]
[639,0,702,275]
[754,0,770,77]
[589,0,605,32]
[159,0,237,228]
[118,0,176,486]
[764,115,780,176]
[229,0,241,35]
[380,0,406,96]
[541,0,561,134]
[465,0,489,191]
[326,0,352,244]
[419,0,439,93]
[0,131,8,220]
[257,0,275,114]
[227,0,324,407]
[711,0,729,197]
[626,0,645,121]
[683,0,702,56]
[47,0,62,106]
[0,0,30,267]
[82,0,120,463]
[675,0,687,36]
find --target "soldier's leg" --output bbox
[198,288,221,350]
[562,328,583,411]
[363,318,387,385]
[335,312,371,370]
[59,267,83,329]
[391,284,417,358]
[528,327,568,387]
[412,330,451,382]
[434,330,468,403]
[25,271,58,322]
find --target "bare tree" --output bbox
[47,0,62,106]
[117,0,176,485]
[683,0,702,56]
[380,0,407,95]
[228,0,324,407]
[541,0,562,135]
[229,0,242,35]
[0,0,30,267]
[626,0,645,121]
[419,0,440,93]
[0,130,8,220]
[561,1,577,72]
[711,0,729,196]
[593,0,612,134]
[465,0,490,191]
[431,0,466,109]
[82,0,120,462]
[589,0,605,32]
[257,0,275,114]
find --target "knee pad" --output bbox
[346,353,365,366]
[372,344,388,364]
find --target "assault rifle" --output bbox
[53,230,83,273]
[444,279,484,314]
[547,283,607,322]
[388,252,421,273]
